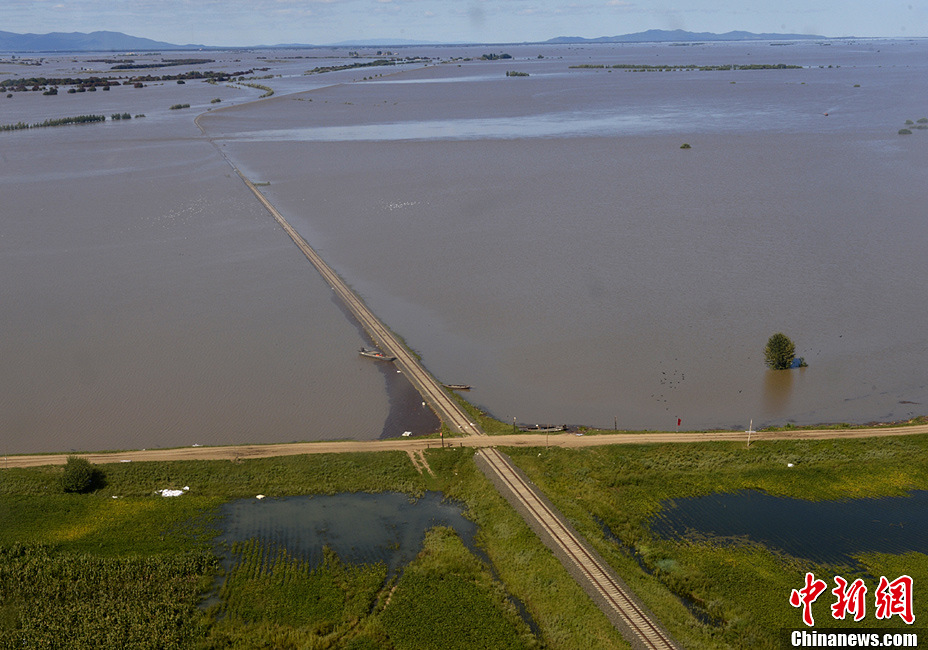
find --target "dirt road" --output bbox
[6,423,927,468]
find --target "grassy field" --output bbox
[0,450,625,649]
[2,435,925,649]
[502,434,928,649]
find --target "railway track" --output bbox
[478,447,680,650]
[238,175,482,437]
[232,163,675,647]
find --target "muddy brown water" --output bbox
[2,41,926,453]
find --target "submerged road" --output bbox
[237,173,483,438]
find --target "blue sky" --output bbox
[4,0,926,46]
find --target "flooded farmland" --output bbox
[651,490,928,565]
[2,40,927,453]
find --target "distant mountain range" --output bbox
[0,29,832,53]
[544,29,827,44]
[0,30,204,52]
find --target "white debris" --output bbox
[787,463,795,468]
[158,486,189,498]
[256,495,265,500]
[120,459,132,463]
[402,431,412,437]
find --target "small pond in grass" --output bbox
[214,491,476,572]
[650,490,928,565]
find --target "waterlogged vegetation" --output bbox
[0,114,105,131]
[4,430,927,649]
[570,63,802,71]
[899,117,928,135]
[239,82,274,98]
[381,527,537,650]
[305,57,428,75]
[0,450,624,649]
[503,434,928,649]
[211,541,387,645]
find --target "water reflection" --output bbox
[218,105,790,143]
[763,368,796,414]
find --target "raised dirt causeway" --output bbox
[8,423,927,468]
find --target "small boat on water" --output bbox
[518,424,568,433]
[359,347,396,361]
[443,384,472,391]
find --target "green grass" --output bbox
[503,434,928,648]
[4,434,926,649]
[381,527,537,650]
[215,541,386,633]
[0,450,627,649]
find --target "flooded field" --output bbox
[651,490,928,565]
[214,492,476,571]
[2,40,926,452]
[0,50,438,453]
[203,39,928,432]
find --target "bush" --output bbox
[899,129,913,135]
[764,332,796,370]
[60,456,97,493]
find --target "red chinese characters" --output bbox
[831,577,868,621]
[875,575,914,625]
[791,573,915,626]
[790,572,828,626]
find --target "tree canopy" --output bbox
[764,332,796,370]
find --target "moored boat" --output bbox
[359,347,396,361]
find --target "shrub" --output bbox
[898,129,913,135]
[680,143,692,149]
[61,456,96,493]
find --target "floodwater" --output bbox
[202,39,928,432]
[651,490,928,565]
[0,50,436,453]
[213,492,476,572]
[2,40,926,453]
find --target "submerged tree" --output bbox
[764,332,796,370]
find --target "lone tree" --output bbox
[764,332,796,370]
[61,456,97,493]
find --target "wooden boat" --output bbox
[359,347,396,361]
[443,384,472,391]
